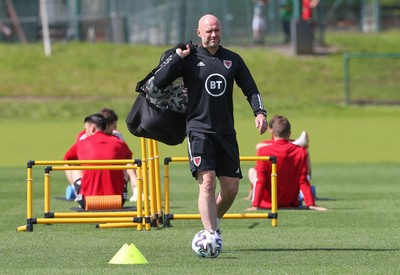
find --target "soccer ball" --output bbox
[191,229,222,258]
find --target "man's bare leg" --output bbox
[197,171,218,230]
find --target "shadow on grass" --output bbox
[244,248,400,252]
[316,197,337,201]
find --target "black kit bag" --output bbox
[126,44,189,146]
[126,92,186,146]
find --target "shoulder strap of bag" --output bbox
[135,42,192,93]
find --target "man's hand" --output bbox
[176,44,191,58]
[255,114,268,135]
[309,205,328,211]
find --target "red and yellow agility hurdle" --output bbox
[16,159,150,232]
[17,138,278,232]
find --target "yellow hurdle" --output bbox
[18,141,277,231]
[35,217,138,224]
[95,139,162,230]
[18,159,144,232]
[54,212,138,218]
[96,222,139,229]
[163,156,278,227]
[167,213,273,219]
[140,138,151,231]
[152,140,163,224]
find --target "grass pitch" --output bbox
[1,31,400,274]
[1,163,400,274]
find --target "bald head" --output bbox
[197,14,221,54]
[198,14,220,29]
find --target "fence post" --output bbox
[343,53,350,105]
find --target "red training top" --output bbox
[252,139,315,208]
[64,131,132,197]
[75,129,124,142]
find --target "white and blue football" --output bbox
[191,229,222,258]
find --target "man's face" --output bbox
[197,17,221,50]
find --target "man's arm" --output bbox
[250,149,270,208]
[299,153,315,207]
[246,161,268,211]
[152,44,190,89]
[235,58,267,117]
[234,55,268,134]
[299,151,327,211]
[64,143,78,160]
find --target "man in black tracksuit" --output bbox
[154,14,268,240]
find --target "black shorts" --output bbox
[187,131,243,179]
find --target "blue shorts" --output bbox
[187,131,243,179]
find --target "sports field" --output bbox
[1,31,400,274]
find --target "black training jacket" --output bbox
[154,45,267,135]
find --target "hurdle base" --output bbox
[163,214,173,227]
[16,225,28,232]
